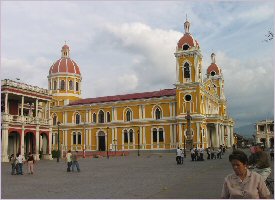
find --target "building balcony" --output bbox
[1,113,51,126]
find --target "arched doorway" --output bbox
[40,133,48,155]
[25,132,35,154]
[8,131,20,156]
[98,131,105,151]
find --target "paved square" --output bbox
[1,149,274,199]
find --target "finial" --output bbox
[186,14,188,21]
[65,40,66,45]
[211,53,216,64]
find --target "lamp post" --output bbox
[137,130,140,156]
[107,127,109,159]
[57,121,61,162]
[183,124,186,158]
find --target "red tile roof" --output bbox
[177,33,199,49]
[49,58,81,75]
[69,88,176,106]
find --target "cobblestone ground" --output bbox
[1,149,274,199]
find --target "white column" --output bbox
[169,103,172,118]
[215,124,219,147]
[1,124,9,162]
[48,128,53,159]
[4,93,8,113]
[170,125,173,148]
[35,126,40,160]
[179,123,182,146]
[139,105,142,119]
[221,125,225,146]
[21,128,25,155]
[143,126,146,149]
[176,58,179,83]
[196,122,200,146]
[230,126,234,147]
[35,99,38,117]
[21,96,24,116]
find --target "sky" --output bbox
[1,1,274,128]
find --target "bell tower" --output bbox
[174,19,203,85]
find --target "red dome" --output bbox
[177,33,199,49]
[62,44,69,50]
[49,58,81,75]
[207,63,221,75]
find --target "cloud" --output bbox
[211,51,274,127]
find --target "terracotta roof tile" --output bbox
[69,88,176,106]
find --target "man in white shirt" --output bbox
[16,153,24,175]
[176,147,181,164]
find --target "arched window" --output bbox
[124,130,128,143]
[126,109,132,122]
[93,113,97,123]
[153,128,158,142]
[73,132,77,144]
[129,129,133,143]
[98,110,104,123]
[155,108,161,120]
[182,44,189,50]
[69,80,74,90]
[53,81,57,90]
[53,115,57,125]
[159,128,164,142]
[76,82,79,91]
[60,80,65,90]
[78,132,81,145]
[210,71,216,76]
[75,113,80,124]
[107,112,111,122]
[184,63,190,78]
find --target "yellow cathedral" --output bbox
[49,19,234,155]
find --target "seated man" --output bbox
[248,144,271,181]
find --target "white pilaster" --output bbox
[4,93,8,113]
[1,124,9,162]
[179,123,182,146]
[21,96,24,116]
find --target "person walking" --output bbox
[71,151,80,172]
[180,148,184,164]
[199,147,204,161]
[248,144,271,181]
[190,147,195,161]
[9,154,17,175]
[16,153,24,175]
[206,147,210,160]
[65,150,72,172]
[221,150,270,199]
[217,148,222,159]
[27,152,35,174]
[176,147,181,164]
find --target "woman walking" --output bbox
[27,152,35,174]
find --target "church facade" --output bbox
[1,19,234,161]
[49,19,234,155]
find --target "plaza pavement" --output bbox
[1,148,274,199]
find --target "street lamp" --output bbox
[107,127,109,159]
[57,121,61,162]
[137,130,140,156]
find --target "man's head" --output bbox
[255,144,263,152]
